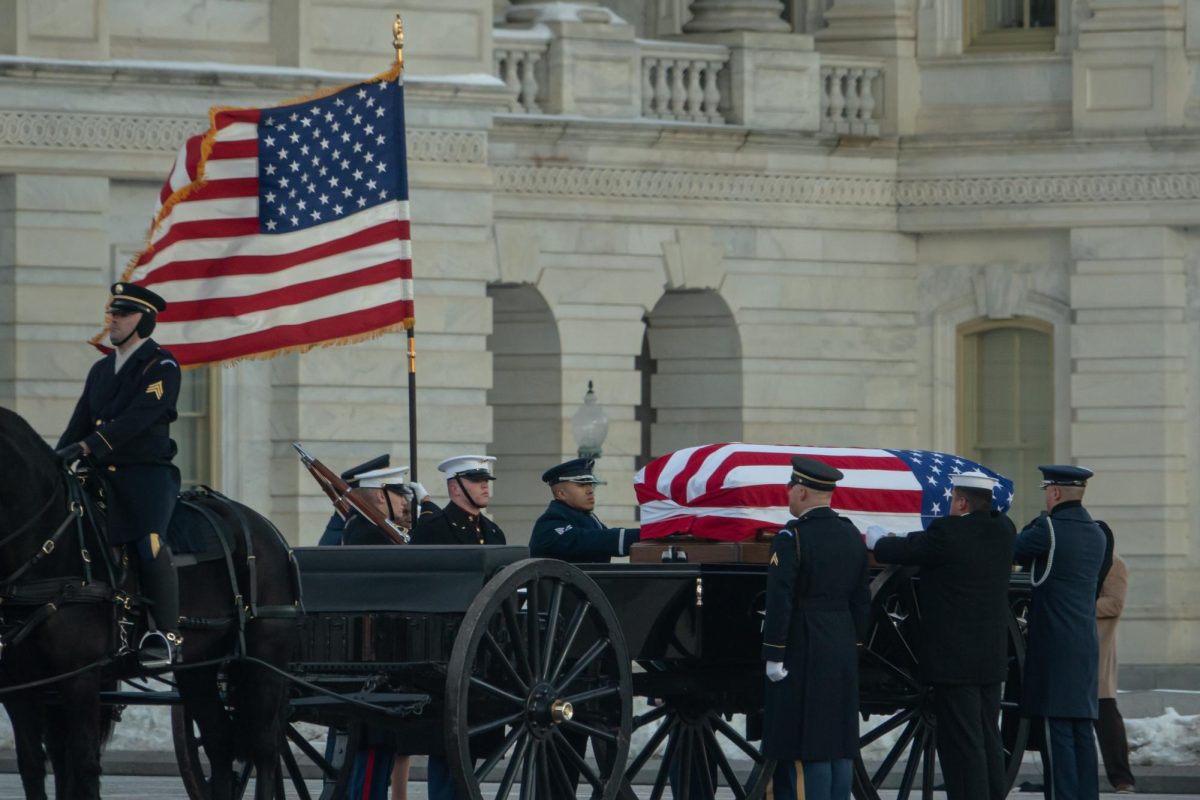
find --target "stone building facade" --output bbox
[2,0,1198,667]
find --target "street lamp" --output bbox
[571,380,609,459]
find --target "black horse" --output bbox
[0,407,300,799]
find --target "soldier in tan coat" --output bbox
[1095,554,1137,793]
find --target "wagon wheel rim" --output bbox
[852,570,1029,800]
[623,702,774,800]
[446,558,632,800]
[171,704,251,800]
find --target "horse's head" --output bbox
[0,406,62,524]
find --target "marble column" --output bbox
[682,0,791,34]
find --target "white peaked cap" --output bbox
[950,470,998,492]
[354,466,410,489]
[437,454,497,479]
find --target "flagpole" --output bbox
[395,14,419,482]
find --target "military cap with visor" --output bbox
[437,454,497,481]
[541,457,605,486]
[108,282,167,316]
[1038,464,1093,487]
[950,469,999,492]
[788,456,844,491]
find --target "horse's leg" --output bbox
[55,672,104,800]
[239,666,288,800]
[177,663,236,800]
[45,703,69,800]
[5,696,50,800]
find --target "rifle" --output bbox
[293,442,410,544]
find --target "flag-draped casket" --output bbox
[634,443,1014,542]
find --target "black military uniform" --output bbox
[529,458,639,562]
[410,455,505,800]
[56,282,182,664]
[1015,465,1106,800]
[762,458,869,786]
[318,454,390,546]
[872,471,1016,800]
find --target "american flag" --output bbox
[99,66,414,366]
[634,443,1014,541]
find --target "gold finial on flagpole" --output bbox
[393,14,404,70]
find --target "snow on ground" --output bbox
[1127,708,1200,767]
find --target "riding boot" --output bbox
[138,546,182,667]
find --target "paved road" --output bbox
[0,775,1191,799]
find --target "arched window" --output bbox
[957,318,1053,524]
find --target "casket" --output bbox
[631,443,1013,552]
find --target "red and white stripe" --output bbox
[635,443,924,541]
[119,92,413,367]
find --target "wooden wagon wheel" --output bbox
[851,568,1029,800]
[446,558,633,800]
[173,705,354,799]
[620,698,774,800]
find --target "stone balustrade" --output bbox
[820,56,885,137]
[494,28,551,114]
[637,40,731,124]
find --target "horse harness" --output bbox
[0,470,303,665]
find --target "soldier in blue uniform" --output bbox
[762,457,870,800]
[411,455,505,800]
[1015,465,1106,800]
[55,282,182,667]
[529,457,639,562]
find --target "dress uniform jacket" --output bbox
[529,500,638,563]
[57,340,181,545]
[761,506,870,762]
[873,510,1016,684]
[410,502,506,546]
[1014,501,1105,719]
[342,515,409,546]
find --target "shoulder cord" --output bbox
[1030,516,1056,588]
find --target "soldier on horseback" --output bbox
[54,282,183,668]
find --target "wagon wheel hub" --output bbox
[526,682,573,736]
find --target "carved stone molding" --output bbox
[897,172,1200,207]
[0,110,487,164]
[496,164,897,206]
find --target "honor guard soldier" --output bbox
[530,457,640,562]
[410,455,505,546]
[761,457,869,800]
[867,470,1016,800]
[342,466,413,545]
[1015,465,1106,800]
[55,282,183,667]
[318,453,389,545]
[411,455,504,800]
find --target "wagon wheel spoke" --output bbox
[860,707,918,748]
[632,702,671,729]
[470,675,527,707]
[625,713,679,781]
[284,725,337,780]
[279,739,313,800]
[483,630,530,694]
[235,759,252,798]
[710,712,764,762]
[545,732,584,798]
[502,596,535,685]
[920,724,936,799]
[860,646,923,693]
[547,599,592,684]
[895,725,928,800]
[553,727,605,791]
[564,685,621,706]
[477,723,529,782]
[648,721,681,800]
[526,577,543,682]
[470,708,528,738]
[871,717,919,786]
[678,724,694,800]
[703,720,749,800]
[497,732,532,800]
[563,716,619,744]
[519,738,538,800]
[541,580,564,680]
[554,637,611,693]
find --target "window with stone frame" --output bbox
[957,319,1053,525]
[964,0,1056,51]
[175,365,220,489]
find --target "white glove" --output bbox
[766,661,788,682]
[409,482,429,504]
[865,525,891,551]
